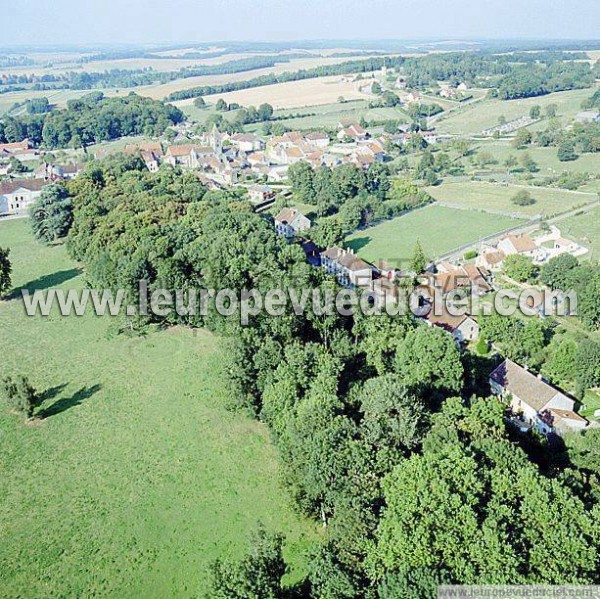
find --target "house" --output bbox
[405,91,422,104]
[476,249,506,271]
[248,184,276,205]
[34,162,84,181]
[425,307,479,343]
[0,178,46,215]
[0,139,39,162]
[497,234,538,258]
[489,359,588,436]
[274,208,311,238]
[321,246,373,287]
[457,82,468,91]
[304,132,330,149]
[337,123,368,142]
[164,145,215,169]
[141,151,160,173]
[230,133,264,153]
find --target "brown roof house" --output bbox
[321,246,373,288]
[489,359,588,436]
[274,208,311,239]
[425,306,479,344]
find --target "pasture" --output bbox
[474,139,600,177]
[436,88,596,135]
[425,180,598,218]
[557,205,600,261]
[0,219,314,597]
[345,204,523,265]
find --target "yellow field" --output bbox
[187,74,375,109]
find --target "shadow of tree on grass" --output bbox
[40,384,102,419]
[8,268,81,299]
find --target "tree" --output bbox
[193,96,206,108]
[208,527,287,599]
[511,189,535,206]
[477,150,496,168]
[371,81,382,95]
[453,138,471,157]
[1,375,42,419]
[540,253,579,289]
[394,326,463,394]
[30,182,73,243]
[0,247,11,298]
[257,103,274,121]
[215,98,228,111]
[409,240,427,274]
[529,105,541,119]
[558,140,578,162]
[512,128,532,149]
[504,254,537,282]
[369,398,600,587]
[504,155,518,174]
[520,152,539,172]
[8,156,26,173]
[309,217,343,247]
[358,375,426,472]
[288,161,314,204]
[546,103,558,118]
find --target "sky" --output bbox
[4,0,600,47]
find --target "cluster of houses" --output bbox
[148,123,394,186]
[477,229,588,271]
[273,204,594,438]
[0,139,85,216]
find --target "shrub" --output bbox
[463,249,478,260]
[511,190,535,206]
[1,375,42,419]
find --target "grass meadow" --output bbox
[557,205,600,261]
[436,88,596,135]
[425,180,598,218]
[345,204,523,265]
[0,219,314,597]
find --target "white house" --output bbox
[320,246,373,287]
[497,234,541,260]
[489,359,588,436]
[248,184,276,207]
[274,208,311,238]
[230,133,264,153]
[0,178,46,215]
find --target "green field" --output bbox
[557,205,600,261]
[345,204,524,265]
[474,139,600,177]
[0,219,313,597]
[426,180,598,218]
[436,88,596,135]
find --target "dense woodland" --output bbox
[44,156,600,597]
[0,92,183,148]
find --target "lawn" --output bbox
[557,205,600,261]
[0,219,314,597]
[436,88,596,135]
[426,180,597,218]
[345,204,523,265]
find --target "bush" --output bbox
[1,375,42,419]
[463,249,478,260]
[475,336,490,355]
[511,190,535,206]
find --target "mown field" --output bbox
[558,205,600,261]
[436,88,596,135]
[345,204,523,265]
[425,180,598,218]
[0,219,314,597]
